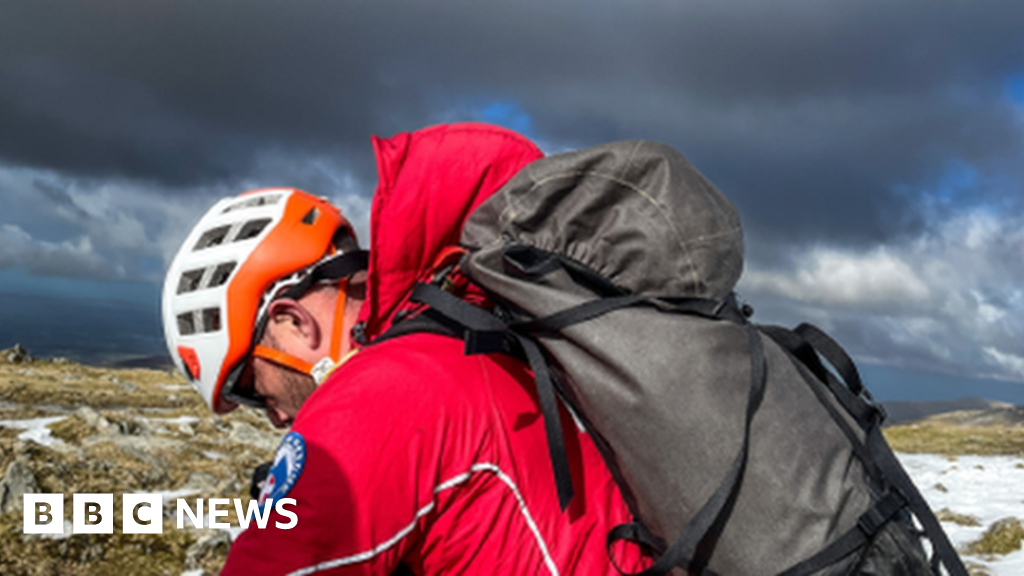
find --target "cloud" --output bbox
[2,0,1024,385]
[740,208,1024,382]
[984,347,1024,380]
[0,154,377,284]
[2,0,1023,248]
[743,247,930,307]
[0,224,116,279]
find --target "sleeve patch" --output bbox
[258,431,307,505]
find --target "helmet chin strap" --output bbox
[252,279,350,386]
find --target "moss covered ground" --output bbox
[0,358,281,575]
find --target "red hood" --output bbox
[356,123,544,342]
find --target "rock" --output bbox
[184,530,231,571]
[83,434,186,454]
[228,421,279,452]
[143,466,170,487]
[119,444,167,470]
[185,471,220,492]
[964,516,1024,555]
[1,343,33,364]
[76,406,118,435]
[76,405,104,427]
[0,460,39,513]
[108,375,138,392]
[216,477,242,494]
[935,507,981,527]
[79,542,105,563]
[12,439,34,459]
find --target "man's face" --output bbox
[242,283,359,428]
[252,354,317,428]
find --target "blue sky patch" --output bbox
[1004,74,1024,107]
[932,159,978,206]
[476,101,533,136]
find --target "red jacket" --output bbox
[223,124,645,575]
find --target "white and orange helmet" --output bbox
[162,188,367,413]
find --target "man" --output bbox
[163,123,646,574]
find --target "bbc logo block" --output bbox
[73,493,114,534]
[123,493,163,534]
[24,494,166,535]
[23,494,64,534]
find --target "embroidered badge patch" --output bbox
[258,431,306,506]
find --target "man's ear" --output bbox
[265,298,323,350]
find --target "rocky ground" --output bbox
[3,342,1024,575]
[0,345,282,575]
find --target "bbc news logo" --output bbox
[23,494,297,534]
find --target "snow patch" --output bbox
[0,416,67,447]
[899,452,1024,575]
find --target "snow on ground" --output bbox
[141,415,200,426]
[0,416,67,446]
[898,452,1024,575]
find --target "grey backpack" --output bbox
[404,140,967,575]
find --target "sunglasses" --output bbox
[222,354,269,410]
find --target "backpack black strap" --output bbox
[413,281,776,574]
[761,324,881,431]
[760,326,884,484]
[374,310,462,345]
[865,425,968,576]
[766,323,968,576]
[793,323,864,396]
[410,282,577,509]
[776,491,907,576]
[609,323,768,575]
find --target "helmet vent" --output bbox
[222,194,282,213]
[177,312,196,336]
[235,218,271,241]
[301,208,319,225]
[194,225,230,250]
[209,262,237,288]
[177,307,223,335]
[177,269,204,294]
[177,262,237,294]
[202,308,222,332]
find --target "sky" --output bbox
[1,1,1023,400]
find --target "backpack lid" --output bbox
[462,140,744,300]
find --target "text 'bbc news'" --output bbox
[23,494,297,535]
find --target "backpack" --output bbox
[398,140,967,576]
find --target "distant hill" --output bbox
[915,404,1024,427]
[104,354,174,370]
[881,397,1014,425]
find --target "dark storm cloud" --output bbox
[3,0,1024,382]
[33,178,89,220]
[2,0,1023,243]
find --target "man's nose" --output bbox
[266,405,291,429]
